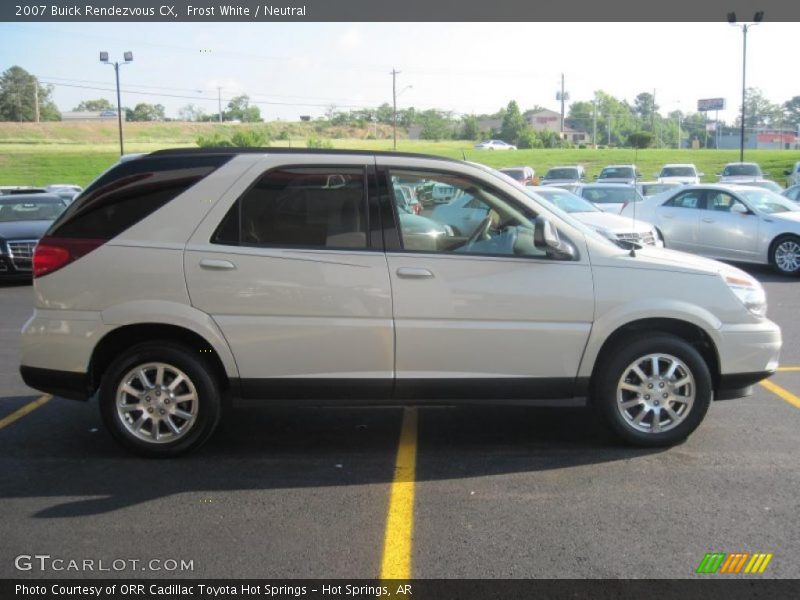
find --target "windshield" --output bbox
[500,169,525,181]
[723,164,761,177]
[581,186,641,204]
[741,189,798,214]
[738,181,782,193]
[641,183,676,196]
[599,167,635,179]
[660,167,695,177]
[0,199,66,222]
[544,168,579,180]
[473,163,619,250]
[535,189,600,213]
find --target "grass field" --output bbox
[1,122,798,187]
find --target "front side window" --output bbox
[213,167,367,249]
[389,169,558,259]
[664,190,704,209]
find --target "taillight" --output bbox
[33,237,104,278]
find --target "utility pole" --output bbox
[607,114,612,146]
[391,68,400,150]
[33,81,40,123]
[100,51,133,156]
[559,73,565,137]
[740,24,748,161]
[592,100,597,148]
[217,87,223,123]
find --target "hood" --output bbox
[615,244,752,279]
[767,211,800,226]
[719,175,760,183]
[574,211,654,234]
[0,219,52,241]
[541,177,579,184]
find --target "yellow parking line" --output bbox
[380,407,418,580]
[760,380,800,409]
[776,367,800,372]
[0,394,53,430]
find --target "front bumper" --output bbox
[714,319,782,400]
[0,254,32,278]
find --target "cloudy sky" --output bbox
[1,21,797,123]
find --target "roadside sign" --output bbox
[698,98,726,112]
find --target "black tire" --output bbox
[768,234,800,276]
[593,334,712,447]
[99,341,222,457]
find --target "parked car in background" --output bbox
[784,161,800,187]
[46,184,82,194]
[0,186,47,195]
[596,164,640,184]
[620,184,800,275]
[19,148,782,456]
[499,166,535,186]
[540,165,586,186]
[735,179,784,194]
[474,139,517,150]
[575,183,644,214]
[717,162,763,183]
[534,186,661,248]
[637,181,681,198]
[392,183,422,215]
[657,164,703,185]
[782,184,800,204]
[0,193,68,279]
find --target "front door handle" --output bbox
[396,267,434,279]
[200,258,236,270]
[701,218,715,223]
[662,214,674,219]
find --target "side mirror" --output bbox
[731,203,749,215]
[785,170,792,176]
[698,172,705,177]
[593,174,599,179]
[534,217,577,260]
[715,173,722,177]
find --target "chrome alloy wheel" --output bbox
[775,239,800,273]
[116,362,199,444]
[616,353,695,434]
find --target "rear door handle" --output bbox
[396,267,434,279]
[662,214,674,219]
[200,258,236,270]
[701,218,715,223]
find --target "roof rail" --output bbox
[147,146,460,163]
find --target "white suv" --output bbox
[20,149,782,456]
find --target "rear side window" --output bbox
[213,167,368,249]
[49,154,231,239]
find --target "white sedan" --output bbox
[620,184,800,275]
[474,139,517,150]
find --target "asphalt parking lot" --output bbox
[1,265,799,580]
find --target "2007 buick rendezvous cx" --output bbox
[19,149,781,456]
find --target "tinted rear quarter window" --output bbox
[213,167,368,250]
[50,154,231,239]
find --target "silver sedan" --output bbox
[619,184,800,275]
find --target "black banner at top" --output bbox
[2,0,800,22]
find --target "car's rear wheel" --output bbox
[594,334,712,447]
[99,342,222,457]
[769,235,800,275]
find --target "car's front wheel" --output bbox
[769,235,800,275]
[594,334,712,447]
[99,342,222,457]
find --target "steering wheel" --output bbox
[465,216,493,247]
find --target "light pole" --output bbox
[728,11,763,162]
[390,68,412,151]
[100,51,133,156]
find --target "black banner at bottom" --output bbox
[2,579,799,600]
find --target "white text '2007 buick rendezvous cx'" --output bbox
[20,149,782,456]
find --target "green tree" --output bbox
[226,94,261,122]
[628,131,654,148]
[74,98,114,112]
[126,102,166,122]
[418,109,453,140]
[738,88,782,128]
[500,100,526,144]
[782,96,800,128]
[633,92,658,126]
[461,115,480,140]
[178,103,205,122]
[0,66,60,121]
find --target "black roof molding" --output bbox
[148,146,459,163]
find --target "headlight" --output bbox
[724,274,767,317]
